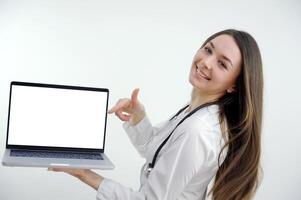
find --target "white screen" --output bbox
[7,84,108,149]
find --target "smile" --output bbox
[195,64,211,80]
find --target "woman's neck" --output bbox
[187,88,220,112]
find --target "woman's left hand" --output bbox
[47,167,89,178]
[48,167,103,190]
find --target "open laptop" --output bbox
[2,81,114,169]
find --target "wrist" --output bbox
[130,110,145,125]
[76,169,91,179]
[79,170,103,191]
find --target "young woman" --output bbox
[49,29,263,200]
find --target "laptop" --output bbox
[2,81,114,169]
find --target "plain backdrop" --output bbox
[0,0,300,199]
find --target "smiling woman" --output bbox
[49,29,263,200]
[188,34,242,105]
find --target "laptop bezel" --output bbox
[5,81,109,153]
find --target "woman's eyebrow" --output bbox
[209,41,234,67]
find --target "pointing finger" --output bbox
[131,88,140,106]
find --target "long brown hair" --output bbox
[204,29,263,200]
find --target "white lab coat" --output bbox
[97,104,227,200]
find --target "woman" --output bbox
[49,29,263,200]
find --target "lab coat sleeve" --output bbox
[97,178,146,200]
[122,115,167,158]
[96,122,220,200]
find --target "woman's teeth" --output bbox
[195,65,210,80]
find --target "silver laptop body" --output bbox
[2,81,114,169]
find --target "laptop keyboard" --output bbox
[10,149,103,160]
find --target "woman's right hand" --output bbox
[108,88,145,125]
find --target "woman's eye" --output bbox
[204,46,212,54]
[218,60,228,69]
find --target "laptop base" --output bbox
[2,149,114,169]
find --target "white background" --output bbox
[0,0,300,199]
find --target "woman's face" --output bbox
[189,34,242,99]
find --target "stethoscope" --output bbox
[145,101,218,178]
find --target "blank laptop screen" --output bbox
[7,84,108,149]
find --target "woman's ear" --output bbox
[227,86,236,93]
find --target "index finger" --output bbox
[131,88,140,105]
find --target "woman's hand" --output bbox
[48,167,88,178]
[108,88,145,125]
[48,168,103,191]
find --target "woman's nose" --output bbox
[203,56,214,70]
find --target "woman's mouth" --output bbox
[195,64,211,80]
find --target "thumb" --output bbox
[131,88,140,106]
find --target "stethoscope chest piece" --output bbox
[145,163,153,178]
